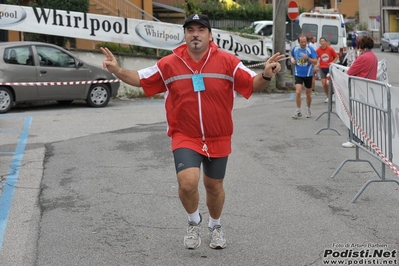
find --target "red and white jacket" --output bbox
[138,41,257,157]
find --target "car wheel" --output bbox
[380,44,384,52]
[390,46,394,52]
[0,87,13,114]
[86,83,110,108]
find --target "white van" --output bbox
[249,20,274,36]
[298,8,348,64]
[250,20,301,40]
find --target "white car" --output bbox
[250,20,301,40]
[250,20,274,36]
[380,32,399,52]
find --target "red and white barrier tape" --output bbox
[331,76,399,178]
[1,61,282,86]
[0,79,121,87]
[245,57,290,69]
[0,62,274,87]
[246,62,266,68]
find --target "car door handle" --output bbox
[40,70,47,74]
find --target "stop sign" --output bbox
[288,1,299,20]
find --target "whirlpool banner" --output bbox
[0,4,270,61]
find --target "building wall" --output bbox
[292,0,315,12]
[359,0,380,28]
[333,0,358,18]
[78,0,154,50]
[381,3,399,34]
[359,0,381,42]
[293,0,358,18]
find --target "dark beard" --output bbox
[192,37,200,50]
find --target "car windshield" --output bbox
[36,45,76,67]
[389,33,399,39]
[321,25,339,45]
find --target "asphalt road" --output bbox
[1,49,398,266]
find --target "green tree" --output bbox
[182,0,273,22]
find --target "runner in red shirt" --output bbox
[316,37,339,103]
[101,14,284,250]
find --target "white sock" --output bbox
[208,216,221,229]
[297,108,301,113]
[188,209,201,224]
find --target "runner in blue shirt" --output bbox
[290,34,318,119]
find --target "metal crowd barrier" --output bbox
[314,70,340,135]
[316,67,399,202]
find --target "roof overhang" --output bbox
[152,2,186,22]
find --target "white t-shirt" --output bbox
[308,42,318,50]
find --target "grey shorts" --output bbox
[173,148,228,179]
[319,68,329,79]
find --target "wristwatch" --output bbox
[262,73,272,81]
